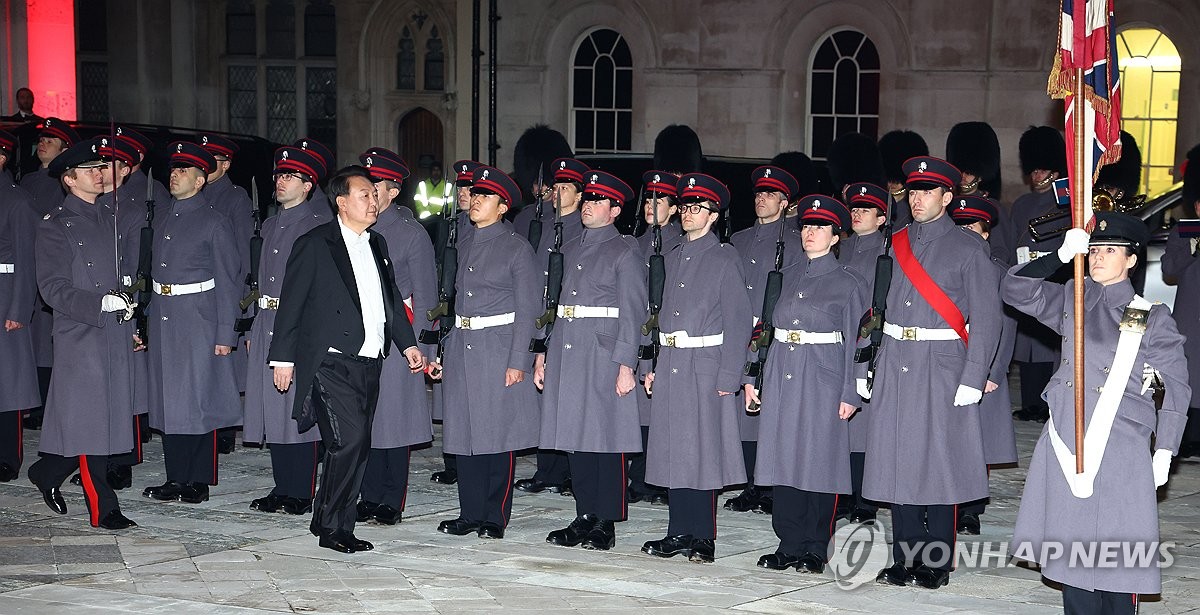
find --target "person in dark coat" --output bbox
[430,166,540,540]
[141,142,241,505]
[862,156,1001,590]
[536,170,646,551]
[947,196,1018,536]
[640,173,753,564]
[29,138,139,530]
[514,157,588,496]
[243,147,331,515]
[1006,213,1190,614]
[725,165,804,514]
[354,148,437,525]
[0,129,40,481]
[835,182,891,524]
[1163,143,1200,457]
[749,194,867,574]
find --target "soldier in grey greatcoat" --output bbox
[141,142,241,505]
[1164,143,1200,457]
[628,170,683,505]
[1006,213,1190,614]
[862,157,1001,590]
[748,195,867,575]
[354,149,437,525]
[243,147,330,515]
[536,170,646,551]
[641,173,752,564]
[431,166,540,540]
[0,129,40,481]
[725,165,803,514]
[28,138,138,529]
[835,182,890,524]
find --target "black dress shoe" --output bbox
[217,437,236,454]
[848,507,877,524]
[723,488,757,512]
[581,519,615,550]
[318,533,356,553]
[70,473,83,486]
[309,516,321,537]
[753,494,773,515]
[356,500,381,522]
[641,534,694,559]
[41,487,67,514]
[757,552,802,570]
[514,478,552,493]
[430,469,458,485]
[876,562,913,586]
[22,414,41,430]
[1012,406,1049,422]
[957,512,981,535]
[438,518,480,536]
[558,479,573,497]
[178,483,209,504]
[0,463,18,482]
[143,481,183,501]
[280,497,312,515]
[649,492,669,506]
[689,538,715,563]
[908,564,950,589]
[1178,441,1200,459]
[373,504,402,525]
[626,488,646,504]
[547,514,598,547]
[477,523,504,539]
[106,466,132,490]
[250,493,285,513]
[345,533,374,551]
[97,510,137,530]
[796,552,826,574]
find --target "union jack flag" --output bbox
[1049,0,1122,228]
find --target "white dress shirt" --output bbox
[337,216,387,358]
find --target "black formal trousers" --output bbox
[28,453,118,525]
[456,451,516,527]
[270,441,320,500]
[773,487,839,558]
[0,410,22,471]
[310,351,381,536]
[1062,585,1136,615]
[667,488,717,539]
[1017,361,1054,412]
[533,449,570,486]
[568,451,627,521]
[162,431,219,485]
[891,503,957,571]
[361,445,411,509]
[627,426,665,498]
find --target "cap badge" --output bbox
[764,168,771,177]
[652,173,661,183]
[1099,220,1108,231]
[688,177,696,188]
[812,199,821,210]
[201,135,209,145]
[301,140,308,149]
[918,161,928,173]
[481,169,490,180]
[959,200,967,209]
[100,137,108,147]
[560,161,567,169]
[281,150,289,160]
[860,186,868,195]
[176,143,184,153]
[116,127,123,136]
[366,156,373,166]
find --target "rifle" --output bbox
[526,163,545,249]
[235,178,262,332]
[123,169,157,347]
[420,198,460,372]
[638,187,665,363]
[529,187,563,353]
[743,217,789,411]
[853,192,900,393]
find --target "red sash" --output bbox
[891,228,968,345]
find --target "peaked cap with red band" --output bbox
[751,165,800,201]
[582,170,634,205]
[677,173,730,210]
[796,194,851,231]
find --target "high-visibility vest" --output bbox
[414,179,449,219]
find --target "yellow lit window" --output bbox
[1116,28,1180,196]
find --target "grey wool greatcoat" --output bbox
[729,218,804,442]
[0,170,41,412]
[646,232,753,490]
[440,221,541,455]
[634,219,684,426]
[1003,189,1063,363]
[980,256,1019,465]
[370,204,437,449]
[34,195,136,456]
[540,224,647,453]
[146,192,242,435]
[205,174,256,392]
[753,253,868,494]
[837,229,886,453]
[1162,227,1200,408]
[20,167,62,368]
[96,184,150,415]
[1005,273,1190,595]
[862,213,1001,505]
[243,197,331,445]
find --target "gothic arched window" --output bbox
[424,26,445,91]
[808,30,880,160]
[398,27,417,90]
[571,28,633,152]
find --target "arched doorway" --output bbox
[396,107,446,217]
[1116,28,1181,195]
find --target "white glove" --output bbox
[1153,449,1172,487]
[101,294,130,313]
[856,378,871,400]
[1057,228,1091,263]
[953,384,983,407]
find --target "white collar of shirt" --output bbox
[338,215,372,249]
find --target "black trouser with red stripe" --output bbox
[161,431,219,485]
[667,488,717,539]
[891,503,957,571]
[0,411,23,472]
[360,446,411,509]
[456,451,516,527]
[110,414,149,469]
[28,453,118,525]
[772,487,839,558]
[567,451,627,521]
[270,441,320,500]
[1062,585,1136,615]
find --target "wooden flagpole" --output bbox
[1073,67,1086,474]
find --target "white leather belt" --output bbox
[456,312,515,330]
[883,322,966,342]
[773,328,843,345]
[557,305,619,319]
[122,275,132,286]
[658,330,724,348]
[257,295,281,310]
[0,264,13,274]
[153,278,216,296]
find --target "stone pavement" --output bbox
[1,414,1199,614]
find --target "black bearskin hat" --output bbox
[770,151,820,197]
[512,124,573,203]
[1018,125,1068,177]
[652,125,703,175]
[1095,131,1142,198]
[826,132,884,196]
[877,130,929,185]
[945,121,1002,199]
